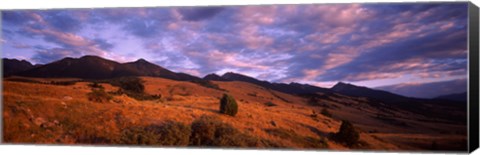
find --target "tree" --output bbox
[219,94,238,116]
[333,120,359,147]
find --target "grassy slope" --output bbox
[2,76,466,151]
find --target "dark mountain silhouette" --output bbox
[219,72,332,94]
[331,82,466,121]
[331,82,415,103]
[3,58,35,76]
[17,56,120,79]
[203,73,228,81]
[434,92,467,102]
[15,55,201,82]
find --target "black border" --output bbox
[468,2,479,153]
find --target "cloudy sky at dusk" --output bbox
[1,3,468,98]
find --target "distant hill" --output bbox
[13,55,202,82]
[3,58,35,76]
[331,82,466,120]
[219,72,332,95]
[203,73,228,81]
[434,92,467,102]
[331,82,415,103]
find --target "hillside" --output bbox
[434,92,467,102]
[2,76,467,151]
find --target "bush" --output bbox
[147,121,191,146]
[50,81,78,86]
[310,110,318,118]
[264,101,277,107]
[331,120,359,147]
[119,121,191,146]
[87,89,112,103]
[219,94,238,116]
[119,126,160,145]
[88,82,104,89]
[109,77,161,101]
[109,77,145,94]
[189,115,258,147]
[321,108,332,118]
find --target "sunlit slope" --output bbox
[3,76,466,150]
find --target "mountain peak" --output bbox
[80,55,103,60]
[222,72,250,78]
[332,81,355,89]
[203,73,228,81]
[135,58,148,63]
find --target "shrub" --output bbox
[189,115,258,147]
[331,120,359,147]
[109,77,161,101]
[147,121,191,146]
[87,89,112,103]
[308,97,320,106]
[119,121,191,146]
[109,77,145,94]
[310,110,318,118]
[264,101,277,107]
[219,94,238,116]
[50,81,78,86]
[119,126,160,145]
[88,82,104,89]
[321,108,332,118]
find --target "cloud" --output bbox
[93,38,114,50]
[12,42,32,49]
[41,10,83,32]
[177,7,224,21]
[31,48,76,64]
[1,3,469,93]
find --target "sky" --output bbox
[1,3,469,98]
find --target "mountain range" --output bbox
[2,56,467,104]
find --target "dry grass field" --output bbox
[2,76,467,151]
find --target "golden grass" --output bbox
[2,76,467,151]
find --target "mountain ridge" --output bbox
[13,55,202,82]
[3,58,35,76]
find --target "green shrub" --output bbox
[331,120,359,147]
[321,108,332,118]
[147,121,191,146]
[219,94,238,116]
[87,89,112,103]
[119,126,160,145]
[189,115,258,147]
[308,97,320,106]
[109,77,145,94]
[88,82,104,89]
[119,121,191,146]
[310,110,318,118]
[108,77,161,101]
[50,81,78,86]
[264,101,277,107]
